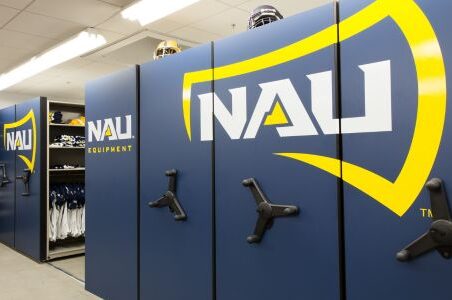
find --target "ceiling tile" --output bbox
[57,58,95,70]
[97,13,142,35]
[238,0,276,11]
[0,45,33,64]
[7,75,76,96]
[145,19,185,34]
[95,28,126,43]
[0,29,55,52]
[43,57,95,77]
[0,0,32,9]
[11,83,56,96]
[169,26,221,44]
[239,0,332,17]
[27,0,120,27]
[274,0,332,17]
[0,57,15,71]
[5,11,84,39]
[98,0,135,7]
[83,61,124,75]
[166,0,230,25]
[193,7,249,36]
[216,0,249,6]
[93,36,158,66]
[50,61,124,95]
[11,73,59,88]
[99,0,230,35]
[0,5,19,27]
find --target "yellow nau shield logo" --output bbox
[3,109,37,172]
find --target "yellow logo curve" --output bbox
[181,0,446,217]
[3,109,37,172]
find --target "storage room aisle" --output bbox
[0,244,98,300]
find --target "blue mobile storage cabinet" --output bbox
[85,66,139,300]
[85,0,452,299]
[0,97,47,262]
[15,98,47,262]
[339,0,452,299]
[140,43,214,300]
[212,5,341,300]
[0,105,17,248]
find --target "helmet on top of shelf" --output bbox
[153,40,182,60]
[248,5,284,30]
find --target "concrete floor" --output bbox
[0,244,100,300]
[49,255,85,282]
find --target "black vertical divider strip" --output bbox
[334,1,347,299]
[211,41,217,300]
[136,65,141,300]
[40,97,48,261]
[13,104,16,248]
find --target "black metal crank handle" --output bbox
[242,177,299,244]
[0,163,10,187]
[16,169,31,196]
[148,169,187,221]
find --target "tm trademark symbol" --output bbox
[420,208,433,218]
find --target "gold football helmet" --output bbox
[153,40,182,60]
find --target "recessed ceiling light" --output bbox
[121,0,201,26]
[0,29,106,91]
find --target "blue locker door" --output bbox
[0,106,16,248]
[14,97,45,261]
[140,44,213,300]
[339,0,452,299]
[214,4,340,300]
[85,67,138,300]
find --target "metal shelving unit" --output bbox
[46,101,86,260]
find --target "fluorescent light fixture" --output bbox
[0,29,107,91]
[121,0,200,26]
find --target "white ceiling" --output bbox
[0,0,331,107]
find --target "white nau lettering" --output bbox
[198,59,392,141]
[88,120,102,142]
[6,132,15,150]
[15,131,23,150]
[341,60,392,134]
[310,60,392,134]
[6,130,31,151]
[88,115,132,142]
[198,87,247,141]
[244,79,317,139]
[198,80,317,141]
[22,129,32,150]
[101,118,118,140]
[308,70,339,134]
[116,115,132,140]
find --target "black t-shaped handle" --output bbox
[148,169,187,221]
[242,178,299,244]
[0,163,10,187]
[397,178,452,262]
[16,169,31,196]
